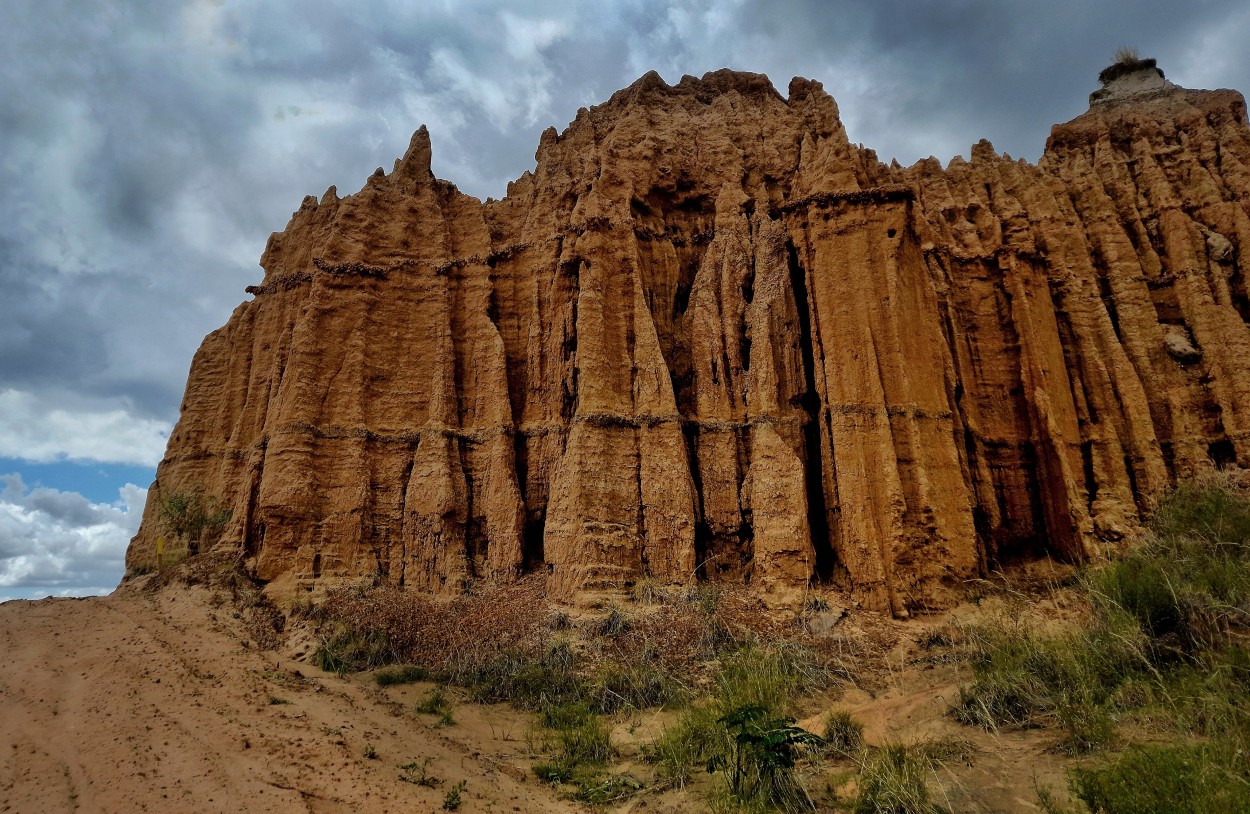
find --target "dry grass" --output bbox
[315,577,551,676]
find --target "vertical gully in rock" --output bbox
[786,238,835,580]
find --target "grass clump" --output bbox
[1069,741,1250,814]
[375,664,429,686]
[951,611,1142,751]
[575,773,644,805]
[587,657,689,713]
[1094,477,1250,657]
[1112,46,1141,65]
[821,710,864,757]
[539,703,614,765]
[854,744,947,814]
[314,627,397,675]
[414,687,452,717]
[399,757,442,787]
[460,640,585,709]
[531,702,618,798]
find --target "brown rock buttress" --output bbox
[128,62,1250,613]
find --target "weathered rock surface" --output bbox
[128,62,1250,613]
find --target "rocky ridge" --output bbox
[127,61,1250,614]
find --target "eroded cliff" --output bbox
[127,60,1250,613]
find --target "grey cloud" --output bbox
[25,488,105,528]
[3,0,1250,454]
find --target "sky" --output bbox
[2,0,1249,601]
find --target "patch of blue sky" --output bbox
[0,458,154,505]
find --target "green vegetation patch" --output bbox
[954,475,1250,810]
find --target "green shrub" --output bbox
[708,704,821,811]
[442,780,466,810]
[645,640,824,800]
[158,490,231,555]
[399,757,442,787]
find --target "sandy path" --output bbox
[0,587,578,814]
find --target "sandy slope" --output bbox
[1,569,1085,814]
[0,586,578,814]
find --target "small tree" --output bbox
[159,490,231,555]
[708,704,822,810]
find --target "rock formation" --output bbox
[127,59,1250,614]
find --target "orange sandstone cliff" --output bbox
[127,60,1250,614]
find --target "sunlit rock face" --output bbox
[128,63,1250,614]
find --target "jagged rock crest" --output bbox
[130,63,1250,613]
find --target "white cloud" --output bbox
[500,10,569,61]
[0,474,145,600]
[0,390,170,466]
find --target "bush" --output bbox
[158,490,231,555]
[708,704,821,811]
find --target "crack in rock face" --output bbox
[128,62,1250,615]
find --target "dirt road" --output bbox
[0,587,576,813]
